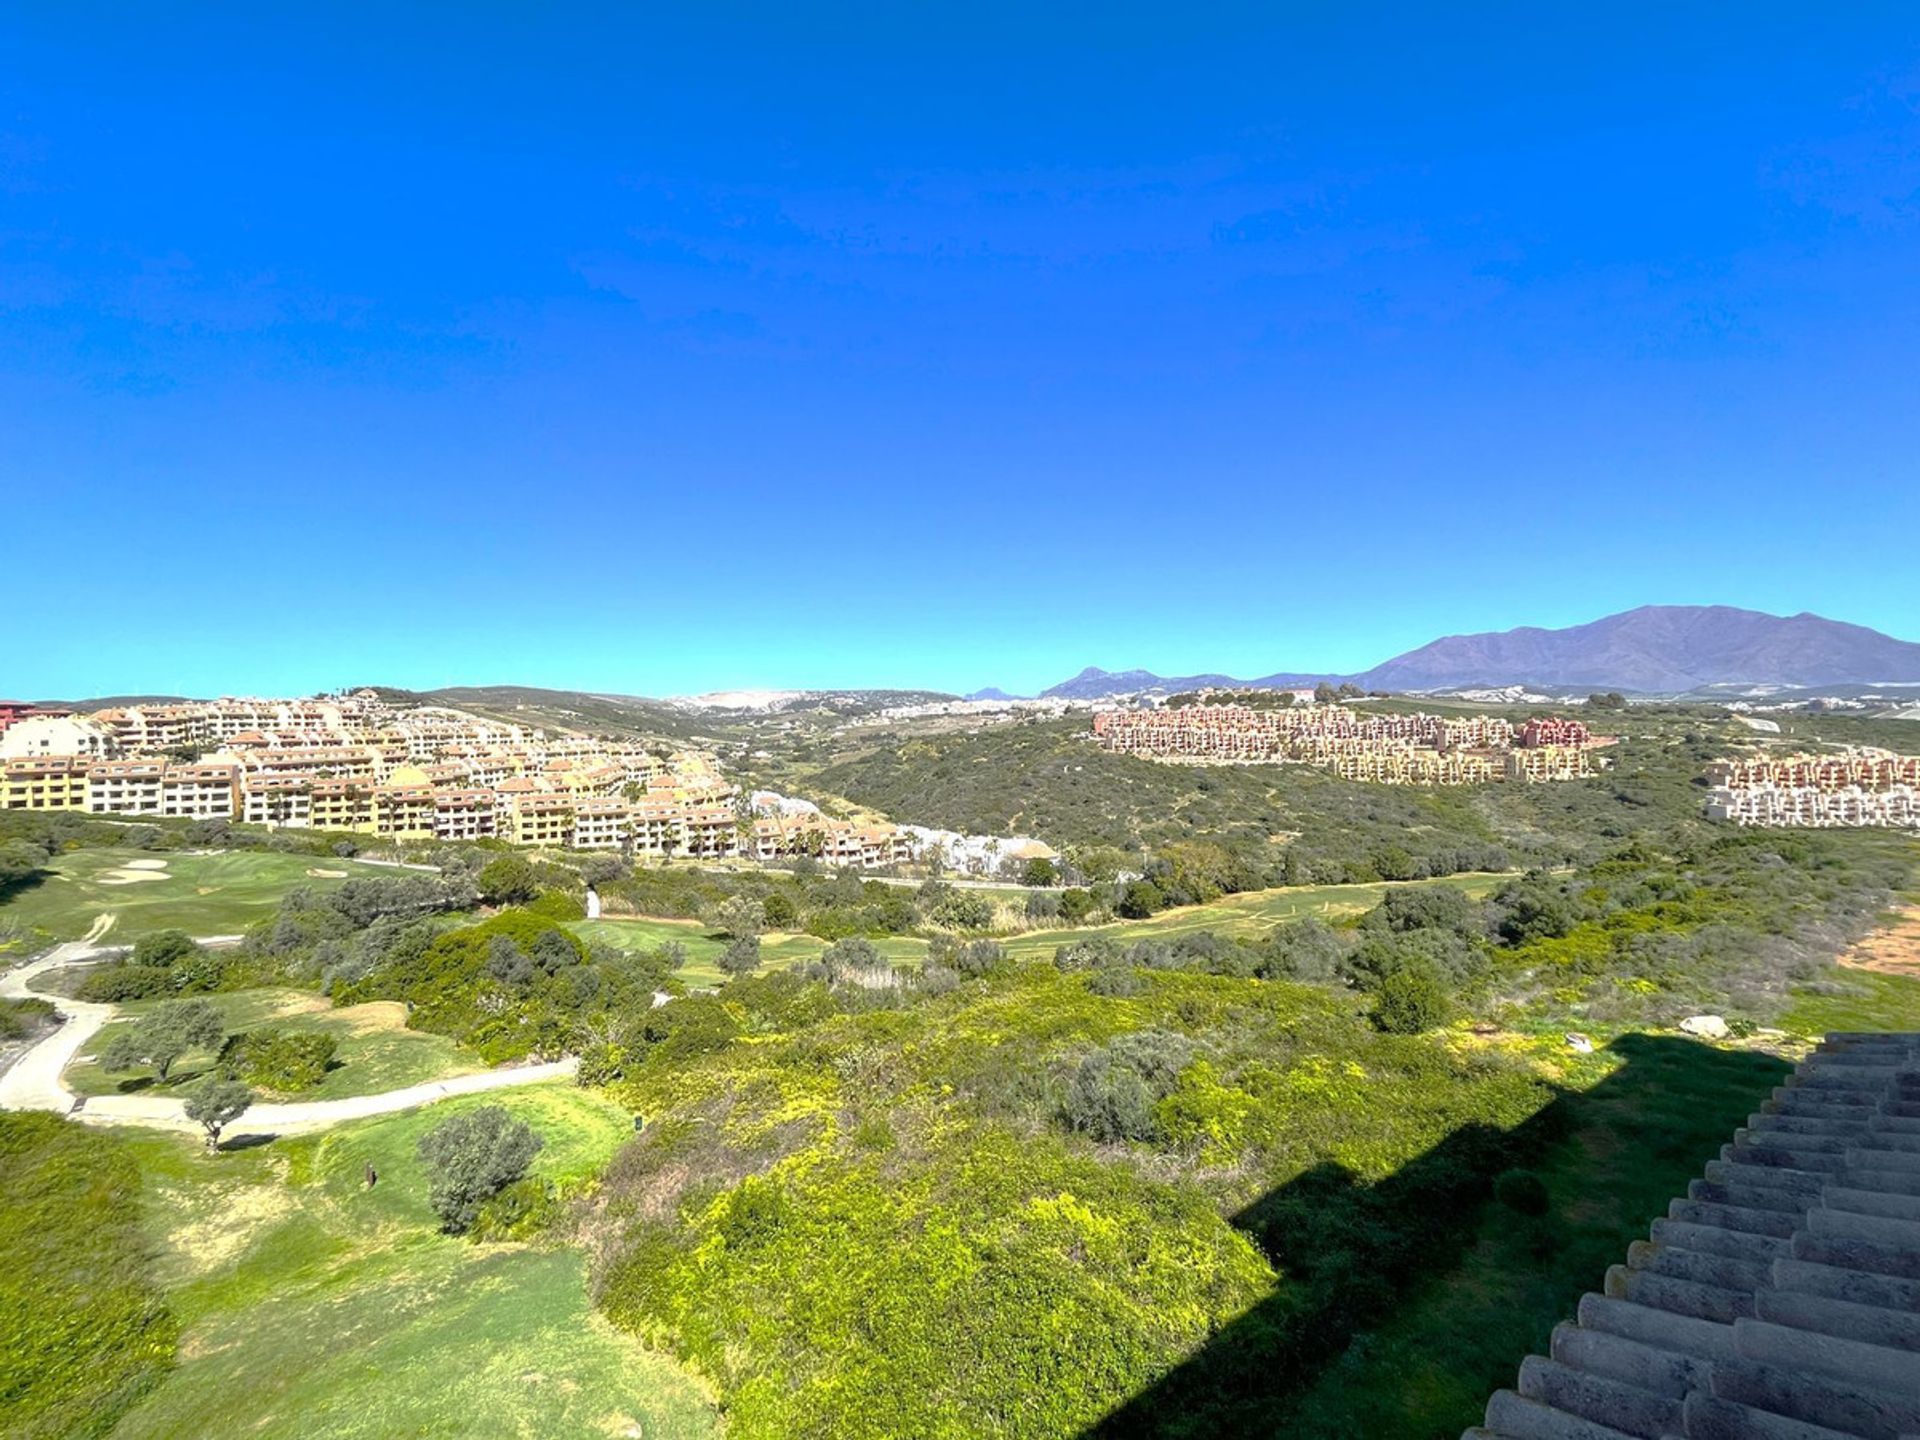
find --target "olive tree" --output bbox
[184,1079,254,1151]
[416,1105,544,1233]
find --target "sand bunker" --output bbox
[121,859,169,871]
[306,867,349,879]
[97,869,171,886]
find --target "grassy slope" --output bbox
[1274,1034,1793,1437]
[569,916,927,985]
[109,1085,718,1440]
[1,848,390,947]
[63,987,484,1100]
[0,1114,176,1440]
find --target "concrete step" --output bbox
[1808,1203,1920,1252]
[1846,1167,1920,1200]
[1753,1286,1920,1354]
[1629,1239,1775,1294]
[1690,1179,1818,1217]
[1550,1323,1712,1398]
[1519,1355,1682,1438]
[1886,1102,1920,1121]
[1670,1198,1801,1239]
[1849,1147,1920,1174]
[1734,1317,1920,1396]
[1722,1144,1848,1175]
[1575,1294,1740,1361]
[1713,1354,1920,1437]
[1792,1229,1920,1282]
[1773,1256,1920,1314]
[1483,1389,1643,1440]
[1871,1115,1920,1137]
[1773,1086,1879,1109]
[1737,1129,1853,1155]
[1704,1160,1829,1198]
[1750,1112,1875,1138]
[1824,1186,1920,1224]
[1682,1390,1869,1440]
[1605,1264,1756,1324]
[1649,1218,1795,1264]
[1856,1131,1920,1155]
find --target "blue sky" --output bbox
[4,5,1918,699]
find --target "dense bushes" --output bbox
[586,959,1555,1437]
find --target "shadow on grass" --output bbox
[219,1132,279,1152]
[1082,1033,1791,1440]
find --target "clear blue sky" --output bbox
[5,5,1917,699]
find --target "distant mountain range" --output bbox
[1036,606,1920,698]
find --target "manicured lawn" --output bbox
[570,916,929,986]
[0,848,390,950]
[65,987,483,1101]
[1000,872,1512,961]
[108,1085,719,1440]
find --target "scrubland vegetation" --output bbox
[3,699,1918,1438]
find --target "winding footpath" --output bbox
[0,942,575,1136]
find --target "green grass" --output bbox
[107,1084,718,1440]
[1000,872,1512,962]
[1267,1033,1793,1437]
[63,986,485,1101]
[0,848,391,949]
[0,1113,176,1440]
[570,916,929,985]
[1781,969,1920,1036]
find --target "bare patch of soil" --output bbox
[1841,907,1920,978]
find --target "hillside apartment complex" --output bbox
[0,694,915,866]
[1705,750,1920,831]
[1091,703,1610,785]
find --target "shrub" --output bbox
[77,965,175,1002]
[477,855,540,906]
[762,891,798,929]
[416,1105,544,1233]
[1116,880,1166,920]
[131,930,200,968]
[220,1027,338,1091]
[1371,965,1452,1035]
[717,935,762,978]
[524,889,587,922]
[931,893,994,931]
[1061,1030,1196,1143]
[1494,1168,1551,1217]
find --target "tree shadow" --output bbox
[1082,1032,1792,1440]
[218,1132,280,1152]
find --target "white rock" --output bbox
[1564,1033,1595,1053]
[1679,1014,1731,1039]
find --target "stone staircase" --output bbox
[1466,1032,1920,1440]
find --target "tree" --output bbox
[1058,888,1096,923]
[184,1079,253,1151]
[1021,857,1059,888]
[100,998,225,1082]
[476,855,540,906]
[717,934,762,978]
[1587,691,1628,711]
[416,1105,544,1233]
[710,895,764,940]
[1313,682,1340,705]
[1115,880,1165,920]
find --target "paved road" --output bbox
[0,943,574,1135]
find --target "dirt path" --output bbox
[1840,905,1920,978]
[0,944,575,1135]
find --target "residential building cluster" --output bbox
[0,692,919,866]
[1091,704,1610,785]
[1705,748,1920,832]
